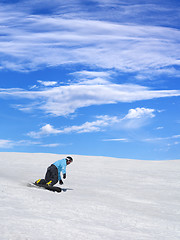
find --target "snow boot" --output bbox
[35,179,46,185]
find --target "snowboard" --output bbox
[28,182,62,193]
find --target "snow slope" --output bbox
[0,152,180,240]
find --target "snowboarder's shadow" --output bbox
[61,188,74,192]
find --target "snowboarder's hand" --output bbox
[59,180,64,185]
[63,173,66,179]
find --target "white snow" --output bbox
[0,152,180,240]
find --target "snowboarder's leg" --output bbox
[45,164,58,186]
[45,166,51,182]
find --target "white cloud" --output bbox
[28,124,61,138]
[0,139,41,148]
[0,137,62,148]
[0,83,179,117]
[40,124,61,134]
[0,4,179,76]
[145,134,180,142]
[77,77,110,85]
[61,115,119,133]
[123,107,155,120]
[156,126,164,130]
[41,143,61,147]
[103,138,128,142]
[71,70,111,85]
[173,135,180,139]
[121,107,156,129]
[28,115,120,138]
[37,80,57,87]
[72,70,111,79]
[28,108,157,138]
[0,139,14,148]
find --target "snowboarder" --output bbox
[35,156,73,187]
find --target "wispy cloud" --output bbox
[143,134,180,148]
[71,70,112,85]
[145,134,180,142]
[156,126,164,130]
[0,3,179,76]
[37,80,57,87]
[103,138,129,142]
[28,115,119,138]
[41,143,62,147]
[28,107,157,138]
[18,1,180,29]
[103,134,180,146]
[60,115,119,133]
[0,139,41,148]
[0,81,179,116]
[0,139,14,148]
[72,70,111,79]
[0,138,62,148]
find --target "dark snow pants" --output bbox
[45,164,58,186]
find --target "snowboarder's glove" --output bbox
[63,173,66,179]
[59,180,64,185]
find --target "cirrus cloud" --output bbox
[0,3,179,76]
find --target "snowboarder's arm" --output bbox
[62,165,66,176]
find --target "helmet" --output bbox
[66,156,73,163]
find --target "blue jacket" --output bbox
[53,158,67,181]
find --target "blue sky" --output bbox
[0,0,180,160]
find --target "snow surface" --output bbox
[0,152,180,240]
